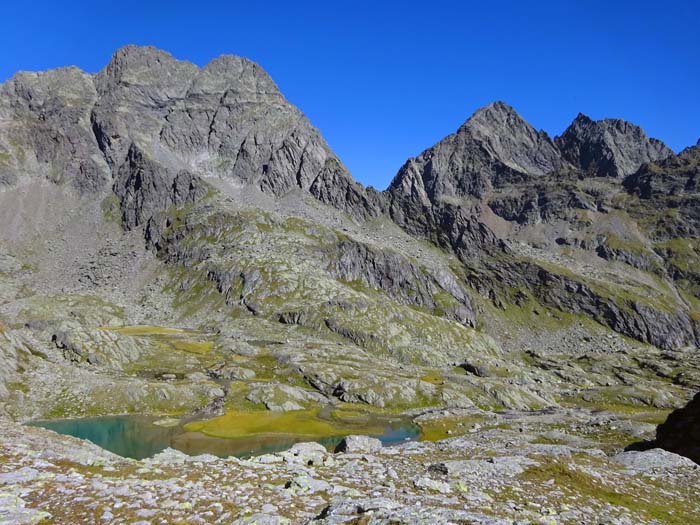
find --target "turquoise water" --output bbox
[30,414,419,460]
[30,416,179,460]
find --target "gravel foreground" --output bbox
[1,408,699,525]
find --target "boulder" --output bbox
[613,448,697,471]
[335,435,382,454]
[280,442,328,466]
[653,391,700,464]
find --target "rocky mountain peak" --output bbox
[95,45,198,99]
[571,112,593,124]
[555,112,674,178]
[192,54,282,99]
[457,101,564,177]
[387,101,564,206]
[86,45,363,204]
[459,100,520,129]
[680,142,700,160]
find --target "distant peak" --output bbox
[488,100,515,112]
[556,110,674,177]
[109,44,178,64]
[573,112,593,124]
[102,45,198,75]
[459,101,529,133]
[96,45,198,97]
[205,54,251,69]
[201,53,269,79]
[196,54,281,96]
[473,100,518,117]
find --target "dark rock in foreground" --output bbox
[655,391,700,464]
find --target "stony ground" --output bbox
[1,405,699,525]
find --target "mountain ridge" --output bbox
[1,45,699,352]
[1,45,699,428]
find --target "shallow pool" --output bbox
[30,413,419,460]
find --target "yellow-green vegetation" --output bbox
[655,237,700,274]
[602,233,649,256]
[167,268,228,320]
[498,292,582,331]
[418,414,492,442]
[37,383,204,420]
[519,459,697,525]
[169,340,213,354]
[679,290,700,321]
[16,294,126,327]
[559,385,684,414]
[419,370,444,385]
[636,206,681,236]
[6,382,29,393]
[597,232,665,272]
[107,325,188,336]
[100,193,121,223]
[102,325,214,355]
[184,408,386,439]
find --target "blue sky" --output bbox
[1,0,697,189]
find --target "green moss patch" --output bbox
[102,325,214,355]
[184,407,386,439]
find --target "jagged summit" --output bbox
[555,111,673,178]
[387,100,678,207]
[387,101,564,205]
[1,45,380,219]
[97,45,282,100]
[459,101,564,176]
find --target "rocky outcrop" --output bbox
[623,145,700,241]
[487,184,597,225]
[613,448,697,471]
[335,435,382,454]
[0,67,110,193]
[308,157,385,220]
[328,239,475,325]
[556,113,673,178]
[624,145,700,199]
[654,391,700,464]
[464,258,698,350]
[387,193,506,261]
[114,144,209,229]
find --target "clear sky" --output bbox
[1,0,697,189]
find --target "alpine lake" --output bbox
[30,407,420,460]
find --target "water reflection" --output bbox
[30,413,419,460]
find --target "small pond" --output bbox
[30,413,419,460]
